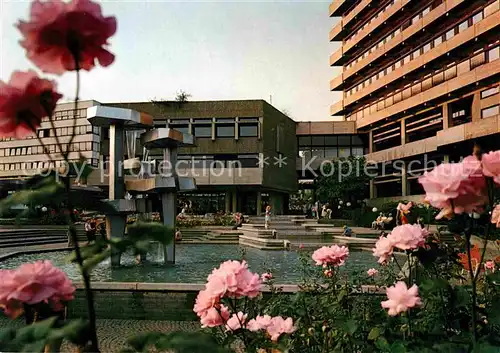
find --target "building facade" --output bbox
[329,0,500,201]
[98,100,298,215]
[0,100,100,198]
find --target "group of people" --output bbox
[306,202,332,219]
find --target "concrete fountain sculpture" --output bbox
[87,106,196,266]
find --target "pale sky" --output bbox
[0,0,342,121]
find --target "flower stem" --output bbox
[465,221,478,344]
[67,53,99,352]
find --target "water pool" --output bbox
[0,245,381,284]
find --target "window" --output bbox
[472,11,483,24]
[352,147,364,156]
[311,136,325,146]
[298,136,311,146]
[216,119,235,138]
[170,119,190,134]
[337,135,351,146]
[458,20,468,32]
[423,43,431,53]
[434,36,443,47]
[445,28,455,40]
[324,147,338,158]
[488,46,499,62]
[193,125,212,138]
[239,124,258,137]
[481,105,499,119]
[481,86,499,99]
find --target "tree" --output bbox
[315,156,370,206]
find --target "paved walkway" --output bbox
[0,317,199,352]
[0,242,70,257]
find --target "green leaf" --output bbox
[344,319,358,335]
[127,222,174,245]
[375,336,390,351]
[368,327,381,340]
[390,342,406,353]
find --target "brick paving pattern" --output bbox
[0,317,200,353]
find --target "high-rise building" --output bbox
[330,0,499,200]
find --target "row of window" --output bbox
[0,141,99,157]
[45,109,87,121]
[297,135,365,159]
[36,125,99,138]
[154,118,260,138]
[345,0,396,44]
[346,5,495,97]
[347,44,499,121]
[177,154,260,168]
[0,158,99,172]
[346,0,443,69]
[298,146,364,159]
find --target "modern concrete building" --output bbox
[100,100,297,215]
[329,0,500,201]
[0,100,100,197]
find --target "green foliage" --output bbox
[122,331,231,353]
[0,317,90,352]
[315,156,370,205]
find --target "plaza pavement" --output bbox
[0,317,199,353]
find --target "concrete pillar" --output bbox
[107,124,127,267]
[368,130,373,154]
[401,161,408,197]
[443,104,451,129]
[471,92,481,122]
[161,193,176,264]
[232,191,237,213]
[369,179,376,199]
[225,191,231,213]
[256,191,262,216]
[161,147,177,264]
[400,120,406,145]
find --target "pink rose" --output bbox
[484,260,495,273]
[388,224,429,251]
[491,205,500,228]
[206,260,261,299]
[372,236,394,264]
[312,245,349,267]
[200,305,230,328]
[193,289,219,318]
[247,314,272,332]
[0,70,62,138]
[299,244,304,249]
[266,316,297,342]
[419,156,487,219]
[482,150,500,185]
[381,282,422,316]
[225,311,247,331]
[367,268,378,277]
[261,272,273,282]
[17,0,117,75]
[0,261,74,318]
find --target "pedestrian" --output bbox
[175,228,182,241]
[321,205,328,218]
[265,205,272,229]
